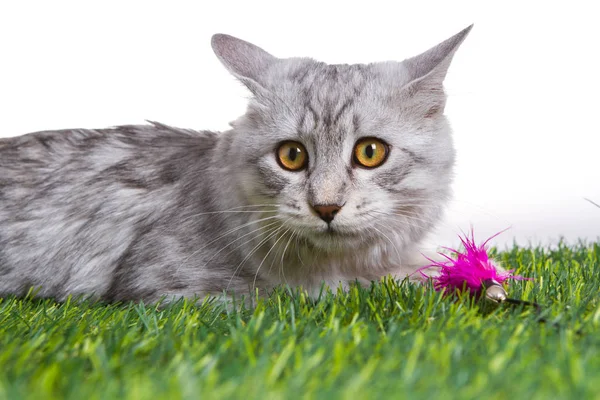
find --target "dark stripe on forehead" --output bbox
[322,101,333,130]
[306,103,319,131]
[352,114,361,133]
[303,96,355,133]
[332,98,354,127]
[297,111,306,132]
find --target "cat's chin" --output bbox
[303,229,372,253]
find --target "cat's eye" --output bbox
[353,137,389,168]
[276,141,308,171]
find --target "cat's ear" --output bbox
[399,25,473,117]
[403,25,472,87]
[211,34,277,95]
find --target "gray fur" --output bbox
[0,26,472,302]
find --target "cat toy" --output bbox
[418,229,536,308]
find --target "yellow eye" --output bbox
[353,138,389,168]
[276,141,308,171]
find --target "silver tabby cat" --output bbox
[0,26,471,302]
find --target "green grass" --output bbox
[1,243,599,400]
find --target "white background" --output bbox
[1,1,598,248]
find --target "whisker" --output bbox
[171,222,284,285]
[278,229,296,286]
[296,233,306,269]
[206,221,282,266]
[370,210,469,239]
[173,215,280,274]
[184,210,279,216]
[199,215,279,252]
[372,195,511,222]
[387,200,512,229]
[372,209,430,220]
[252,226,292,292]
[371,221,404,261]
[226,219,291,292]
[265,228,293,281]
[223,204,280,209]
[170,208,278,231]
[369,210,434,227]
[224,224,284,293]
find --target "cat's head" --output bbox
[212,27,471,253]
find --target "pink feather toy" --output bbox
[419,229,529,303]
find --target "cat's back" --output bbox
[0,122,217,169]
[0,122,218,195]
[0,123,218,299]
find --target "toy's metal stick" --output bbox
[483,279,507,303]
[483,278,543,314]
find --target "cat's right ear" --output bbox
[211,34,277,95]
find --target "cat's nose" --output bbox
[312,204,343,224]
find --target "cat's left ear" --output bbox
[402,25,472,88]
[211,34,277,96]
[397,25,473,117]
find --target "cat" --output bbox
[0,25,472,303]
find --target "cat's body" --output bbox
[0,26,471,302]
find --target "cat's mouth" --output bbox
[301,225,372,251]
[315,229,346,239]
[279,217,375,251]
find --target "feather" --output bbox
[419,229,529,296]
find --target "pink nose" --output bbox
[312,204,342,223]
